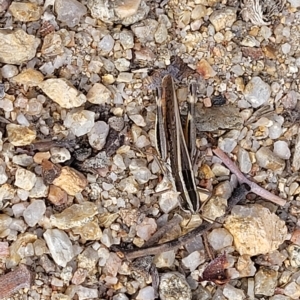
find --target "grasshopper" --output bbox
[155,75,200,213]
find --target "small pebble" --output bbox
[283,282,300,299]
[1,65,18,78]
[282,43,291,54]
[207,228,233,251]
[14,168,37,191]
[50,147,71,163]
[223,284,245,300]
[154,251,176,268]
[255,267,278,296]
[23,200,46,227]
[136,217,157,241]
[136,286,155,300]
[55,0,87,27]
[88,121,109,151]
[64,110,95,137]
[256,147,285,172]
[182,251,205,272]
[43,229,75,267]
[273,141,291,160]
[159,272,192,300]
[243,77,271,108]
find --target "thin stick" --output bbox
[212,147,286,207]
[142,215,183,248]
[203,232,215,260]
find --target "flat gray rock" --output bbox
[195,105,244,132]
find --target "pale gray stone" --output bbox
[273,141,291,160]
[118,1,150,26]
[23,200,46,227]
[223,284,245,300]
[43,229,75,267]
[293,132,300,171]
[255,267,278,296]
[55,0,87,28]
[1,65,18,78]
[243,77,271,108]
[0,163,8,184]
[238,148,252,173]
[12,154,33,167]
[155,23,168,44]
[108,116,124,131]
[181,250,205,272]
[256,147,285,172]
[88,121,109,151]
[136,286,155,300]
[218,130,240,153]
[159,190,179,214]
[29,177,49,198]
[195,105,243,132]
[287,245,300,267]
[288,0,300,8]
[114,58,130,72]
[67,285,98,300]
[209,7,237,32]
[113,293,129,300]
[50,147,71,163]
[283,282,300,299]
[211,163,230,177]
[98,35,115,55]
[64,110,95,137]
[119,30,134,49]
[208,228,233,251]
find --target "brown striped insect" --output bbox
[155,75,200,213]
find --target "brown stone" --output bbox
[33,152,51,164]
[262,45,277,59]
[291,229,300,246]
[53,166,88,196]
[196,58,216,79]
[48,185,68,206]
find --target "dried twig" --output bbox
[212,147,286,207]
[142,215,183,248]
[203,232,215,261]
[31,139,76,151]
[114,184,250,260]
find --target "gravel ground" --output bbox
[1,0,300,299]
